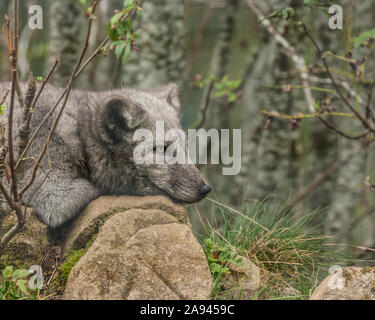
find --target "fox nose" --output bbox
[199,185,212,198]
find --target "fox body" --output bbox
[0,82,210,228]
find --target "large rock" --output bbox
[1,208,48,268]
[64,195,190,253]
[310,266,375,300]
[62,206,212,300]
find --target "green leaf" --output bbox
[13,269,29,279]
[110,11,125,27]
[80,0,87,4]
[222,267,229,274]
[124,0,136,8]
[114,41,126,58]
[314,101,321,111]
[282,7,294,20]
[16,280,29,294]
[354,28,375,48]
[133,29,142,39]
[228,93,237,102]
[106,23,118,41]
[0,105,8,115]
[121,43,132,64]
[210,263,222,274]
[2,266,13,279]
[213,90,227,98]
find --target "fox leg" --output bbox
[24,170,101,228]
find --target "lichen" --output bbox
[362,293,370,300]
[360,267,374,275]
[342,269,352,282]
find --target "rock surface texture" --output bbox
[310,266,375,300]
[62,196,212,300]
[219,256,260,300]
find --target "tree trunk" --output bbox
[49,0,85,87]
[121,0,185,89]
[327,0,373,247]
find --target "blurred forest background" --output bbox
[0,0,374,262]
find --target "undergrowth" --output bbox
[0,264,43,300]
[200,197,346,300]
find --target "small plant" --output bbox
[204,239,240,276]
[0,265,39,300]
[105,0,143,64]
[203,238,245,298]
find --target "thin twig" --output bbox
[15,8,136,171]
[245,0,315,113]
[195,79,215,129]
[8,0,20,203]
[317,116,369,140]
[30,58,60,114]
[14,55,58,171]
[18,73,36,158]
[15,78,24,110]
[0,85,10,106]
[25,169,55,208]
[19,0,99,199]
[303,25,375,132]
[309,76,367,108]
[0,0,26,255]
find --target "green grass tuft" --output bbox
[201,197,346,300]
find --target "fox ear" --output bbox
[147,83,181,111]
[104,97,146,135]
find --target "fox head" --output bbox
[93,83,211,204]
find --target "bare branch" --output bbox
[317,116,369,140]
[0,122,7,180]
[303,25,375,132]
[15,7,136,171]
[245,0,315,113]
[18,73,36,158]
[309,76,367,108]
[195,79,215,129]
[15,78,24,110]
[0,85,10,106]
[15,58,60,171]
[19,0,100,199]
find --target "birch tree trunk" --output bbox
[240,0,300,203]
[197,0,240,203]
[85,0,124,90]
[302,4,341,215]
[121,0,185,89]
[326,0,373,246]
[49,0,85,87]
